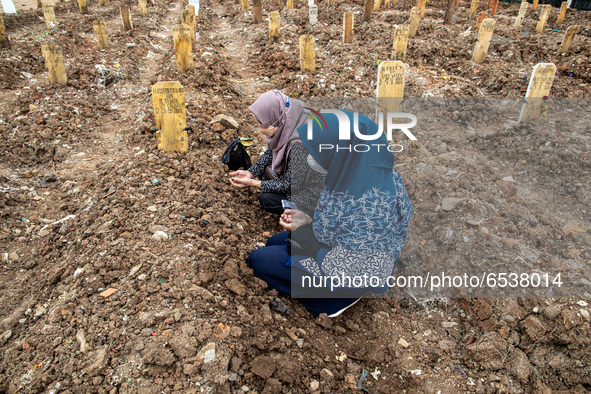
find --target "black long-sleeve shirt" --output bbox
[247,144,324,216]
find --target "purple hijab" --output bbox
[249,90,308,178]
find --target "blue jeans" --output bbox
[247,231,359,317]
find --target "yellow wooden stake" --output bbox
[444,0,455,25]
[99,0,106,5]
[241,0,248,11]
[519,63,556,122]
[269,11,280,42]
[409,6,420,37]
[532,0,538,10]
[287,0,294,8]
[173,24,194,73]
[536,4,551,33]
[472,18,494,64]
[78,0,88,14]
[139,0,148,16]
[560,25,577,54]
[363,0,372,22]
[328,0,334,6]
[253,0,262,23]
[43,5,57,29]
[186,5,195,22]
[343,12,353,44]
[476,11,487,31]
[514,1,528,28]
[374,0,380,11]
[392,25,409,61]
[299,34,315,73]
[556,2,567,23]
[41,43,67,84]
[181,10,195,43]
[93,18,110,50]
[418,0,426,17]
[377,61,405,114]
[491,0,498,15]
[385,0,391,8]
[152,82,188,153]
[468,0,479,20]
[120,6,133,31]
[0,14,11,49]
[36,0,42,8]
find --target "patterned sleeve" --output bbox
[247,148,273,179]
[259,144,302,195]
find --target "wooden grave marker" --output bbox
[299,34,315,73]
[532,0,538,10]
[491,0,498,15]
[560,25,577,53]
[241,0,248,11]
[99,0,106,6]
[536,4,551,33]
[0,14,10,49]
[309,5,318,24]
[363,0,372,22]
[120,6,133,31]
[36,0,42,8]
[514,1,528,28]
[269,11,280,42]
[173,24,194,73]
[41,43,67,84]
[374,0,380,11]
[409,6,420,37]
[139,0,148,16]
[287,0,293,8]
[343,12,353,44]
[377,60,405,114]
[392,25,409,61]
[186,5,196,22]
[253,0,262,23]
[418,0,426,17]
[181,9,195,42]
[444,0,455,25]
[152,82,188,153]
[93,18,109,50]
[519,63,556,122]
[476,11,487,31]
[472,18,494,64]
[385,0,391,8]
[556,1,567,23]
[43,5,57,29]
[77,0,88,14]
[468,0,479,20]
[328,0,334,6]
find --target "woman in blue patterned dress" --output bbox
[248,110,413,317]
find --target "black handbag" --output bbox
[222,138,252,171]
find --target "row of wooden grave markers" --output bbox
[152,82,188,153]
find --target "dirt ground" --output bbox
[0,0,590,392]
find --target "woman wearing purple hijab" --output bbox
[230,90,317,215]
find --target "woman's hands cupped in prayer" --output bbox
[279,209,312,232]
